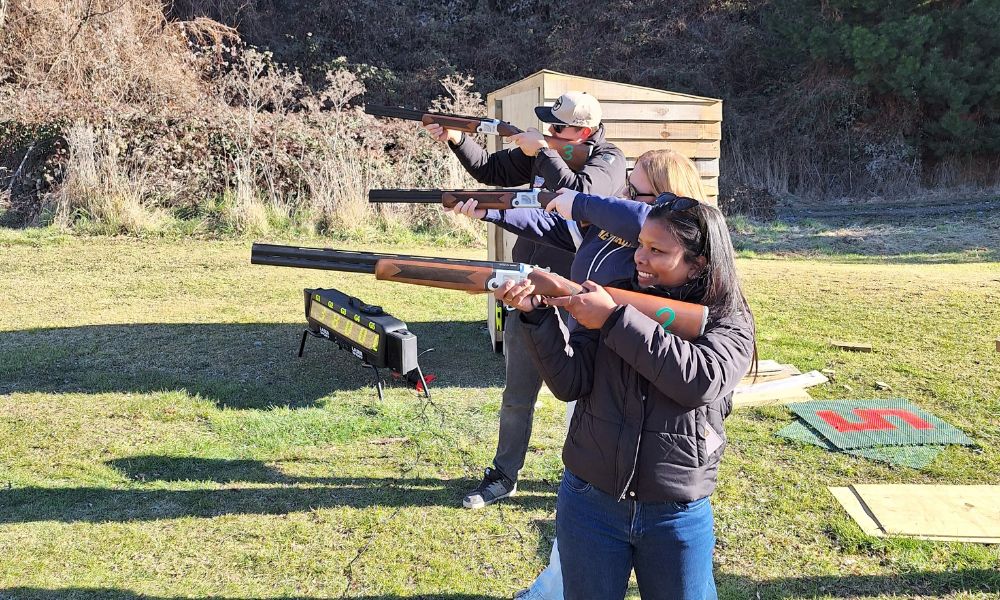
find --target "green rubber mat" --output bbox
[777,420,944,469]
[790,398,974,450]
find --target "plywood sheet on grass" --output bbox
[829,486,1000,543]
[754,360,789,374]
[733,387,812,409]
[734,370,827,395]
[854,484,1000,539]
[738,364,801,387]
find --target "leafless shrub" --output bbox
[0,2,481,241]
[862,133,921,197]
[50,122,165,234]
[0,0,217,121]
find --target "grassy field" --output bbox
[0,227,998,600]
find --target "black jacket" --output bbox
[520,295,755,503]
[449,125,626,275]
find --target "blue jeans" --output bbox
[557,469,718,600]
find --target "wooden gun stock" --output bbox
[604,287,708,341]
[527,270,708,341]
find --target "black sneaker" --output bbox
[463,467,517,509]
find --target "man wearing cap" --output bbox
[424,91,625,511]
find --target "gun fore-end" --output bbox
[421,114,522,137]
[421,114,485,135]
[440,191,513,210]
[526,269,580,297]
[374,260,530,292]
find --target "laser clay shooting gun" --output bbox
[369,188,559,211]
[364,105,592,171]
[251,243,709,340]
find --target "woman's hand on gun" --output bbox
[448,198,487,220]
[422,123,462,145]
[545,281,617,329]
[494,280,541,313]
[545,187,578,220]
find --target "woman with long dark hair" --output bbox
[496,196,756,600]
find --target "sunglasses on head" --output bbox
[653,193,700,211]
[654,193,708,255]
[628,182,659,201]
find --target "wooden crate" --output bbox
[484,70,722,351]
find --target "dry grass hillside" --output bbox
[0,0,997,237]
[0,1,483,239]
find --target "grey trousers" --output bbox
[493,310,545,482]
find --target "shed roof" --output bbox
[488,70,720,104]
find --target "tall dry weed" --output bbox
[0,0,226,121]
[0,0,488,240]
[52,122,164,234]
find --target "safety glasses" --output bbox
[653,194,700,211]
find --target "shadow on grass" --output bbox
[717,569,1000,597]
[0,472,559,524]
[3,569,999,599]
[0,320,503,409]
[0,592,507,600]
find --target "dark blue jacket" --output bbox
[481,200,641,291]
[571,192,655,246]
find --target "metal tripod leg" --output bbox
[414,364,431,399]
[362,362,385,402]
[298,329,310,357]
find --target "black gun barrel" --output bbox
[364,105,488,122]
[251,243,522,273]
[251,244,379,273]
[251,255,377,274]
[369,189,447,203]
[364,105,427,121]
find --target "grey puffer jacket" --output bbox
[520,299,754,503]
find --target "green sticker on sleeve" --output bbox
[656,306,676,330]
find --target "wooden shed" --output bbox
[484,70,722,351]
